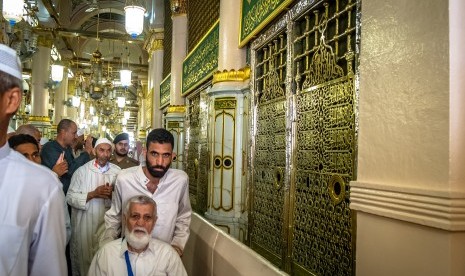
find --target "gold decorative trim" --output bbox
[151,39,163,51]
[167,105,186,113]
[328,174,346,205]
[171,0,187,15]
[167,121,180,128]
[28,115,51,123]
[37,35,53,48]
[214,98,236,110]
[212,66,251,84]
[138,129,147,139]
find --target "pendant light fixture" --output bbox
[51,61,64,82]
[124,0,145,38]
[2,0,24,27]
[120,44,132,87]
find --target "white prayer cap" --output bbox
[40,137,49,146]
[0,44,22,80]
[7,126,15,134]
[77,128,85,137]
[94,138,113,149]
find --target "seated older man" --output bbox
[88,195,187,276]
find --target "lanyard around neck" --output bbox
[124,250,134,276]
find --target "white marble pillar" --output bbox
[169,6,187,106]
[54,65,68,123]
[204,0,249,241]
[165,1,187,169]
[350,0,465,275]
[29,36,52,135]
[151,42,164,129]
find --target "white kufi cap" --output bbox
[0,44,22,80]
[94,138,114,150]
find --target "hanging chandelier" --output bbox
[124,1,145,38]
[2,0,24,27]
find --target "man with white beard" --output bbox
[88,195,187,276]
[67,138,121,276]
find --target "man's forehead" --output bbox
[96,143,112,150]
[148,142,173,151]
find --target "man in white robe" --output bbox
[67,138,121,276]
[89,195,187,276]
[101,128,191,256]
[0,44,67,275]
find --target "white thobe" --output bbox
[102,166,191,250]
[88,238,187,276]
[66,160,121,276]
[0,143,67,276]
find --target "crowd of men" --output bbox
[0,45,190,275]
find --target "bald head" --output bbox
[16,124,41,144]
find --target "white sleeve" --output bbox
[29,185,67,276]
[171,178,192,251]
[100,177,123,247]
[66,168,89,210]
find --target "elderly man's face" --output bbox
[95,143,112,167]
[125,202,157,250]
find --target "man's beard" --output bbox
[146,158,170,178]
[125,226,151,250]
[115,149,128,157]
[96,156,109,167]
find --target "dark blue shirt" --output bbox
[41,140,90,194]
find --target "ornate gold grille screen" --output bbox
[250,0,358,275]
[186,86,210,214]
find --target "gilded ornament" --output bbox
[212,67,251,84]
[167,105,186,113]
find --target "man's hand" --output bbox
[87,183,112,202]
[52,152,68,177]
[53,160,68,177]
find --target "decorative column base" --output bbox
[165,105,186,170]
[28,115,52,137]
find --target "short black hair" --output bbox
[0,71,22,95]
[57,119,75,133]
[146,128,174,148]
[8,134,39,150]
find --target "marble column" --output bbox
[203,0,249,241]
[165,0,188,169]
[54,64,68,124]
[150,39,164,129]
[29,35,52,137]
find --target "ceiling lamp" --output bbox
[51,62,64,82]
[124,110,131,120]
[120,69,132,87]
[117,96,126,108]
[124,3,145,38]
[2,0,24,27]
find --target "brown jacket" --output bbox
[109,155,139,170]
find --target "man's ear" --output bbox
[171,152,177,161]
[4,87,22,115]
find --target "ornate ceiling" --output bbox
[2,0,165,137]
